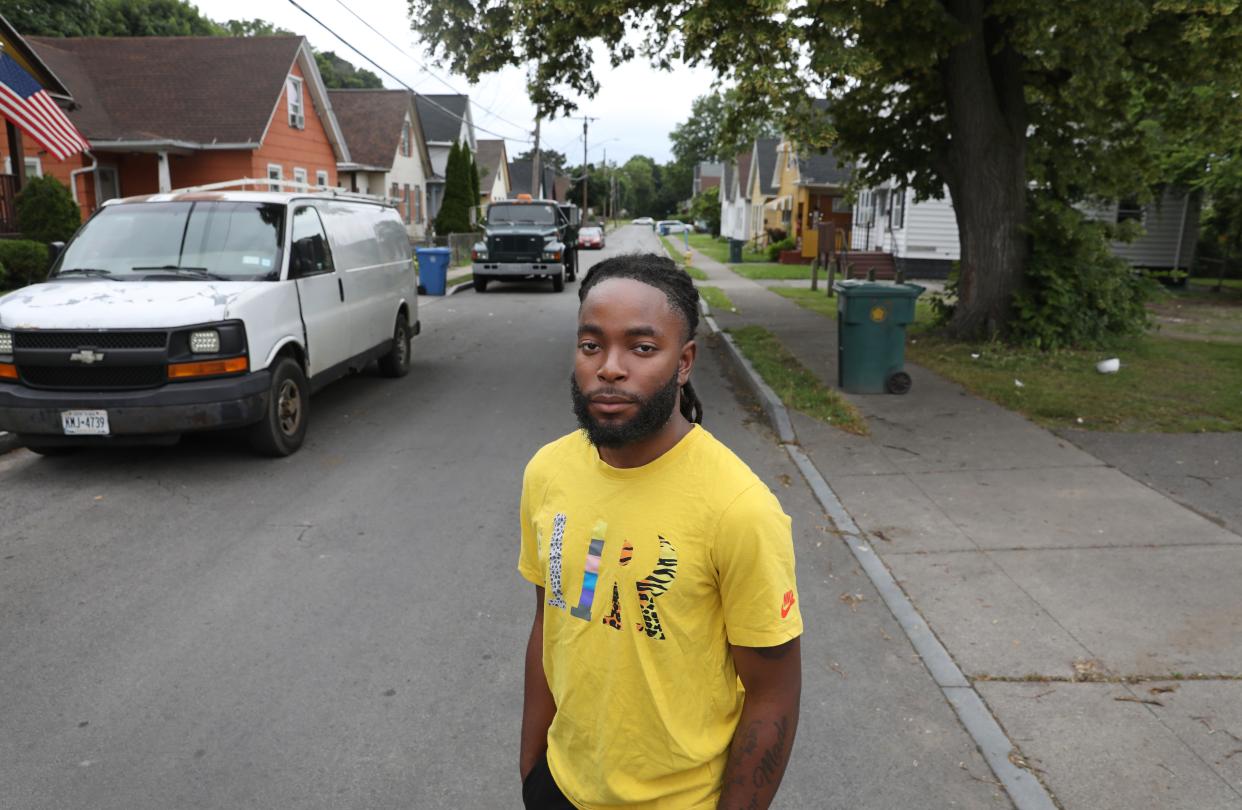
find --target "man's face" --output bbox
[572,278,694,448]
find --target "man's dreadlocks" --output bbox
[578,253,704,425]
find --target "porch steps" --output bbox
[841,251,896,280]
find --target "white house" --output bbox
[414,94,476,223]
[747,137,780,245]
[719,148,753,241]
[475,139,510,205]
[850,182,1200,279]
[331,89,434,241]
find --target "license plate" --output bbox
[61,410,109,436]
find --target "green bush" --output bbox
[15,175,81,243]
[0,240,51,289]
[1007,195,1156,350]
[766,236,796,262]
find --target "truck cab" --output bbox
[470,196,578,293]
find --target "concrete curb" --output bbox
[0,430,21,456]
[447,279,473,296]
[700,301,1058,810]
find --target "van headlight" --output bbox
[189,329,221,354]
[0,330,11,355]
[543,250,561,262]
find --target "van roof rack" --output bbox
[168,177,394,205]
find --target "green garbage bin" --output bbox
[728,239,744,263]
[834,279,925,394]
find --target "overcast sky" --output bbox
[193,0,719,165]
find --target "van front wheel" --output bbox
[249,358,308,457]
[378,315,412,378]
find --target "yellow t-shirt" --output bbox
[518,425,803,809]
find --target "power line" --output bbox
[326,0,533,135]
[284,0,532,145]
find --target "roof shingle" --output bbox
[28,35,304,145]
[415,94,469,144]
[328,89,410,169]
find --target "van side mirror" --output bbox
[47,241,65,270]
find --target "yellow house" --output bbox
[768,137,853,259]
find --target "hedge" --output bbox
[0,240,51,290]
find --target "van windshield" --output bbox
[54,201,286,281]
[487,204,558,226]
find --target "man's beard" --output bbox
[570,371,681,449]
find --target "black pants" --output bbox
[522,752,575,809]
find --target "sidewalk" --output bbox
[687,245,1242,809]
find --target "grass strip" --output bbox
[658,235,708,279]
[728,325,868,435]
[687,233,768,263]
[698,285,737,313]
[731,262,818,280]
[772,285,1241,432]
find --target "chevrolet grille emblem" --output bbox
[69,349,105,364]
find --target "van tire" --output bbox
[473,275,488,292]
[249,358,308,457]
[378,315,412,378]
[551,272,565,293]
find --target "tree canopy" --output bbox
[409,0,1242,345]
[670,91,774,167]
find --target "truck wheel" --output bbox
[378,314,412,378]
[249,358,309,457]
[552,272,565,293]
[473,275,488,292]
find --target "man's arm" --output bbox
[718,637,801,810]
[519,585,556,780]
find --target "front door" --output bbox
[289,205,351,377]
[95,167,119,204]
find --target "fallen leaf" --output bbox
[777,474,792,487]
[1149,685,1178,695]
[839,593,865,612]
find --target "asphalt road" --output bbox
[0,225,1007,810]
[0,239,604,809]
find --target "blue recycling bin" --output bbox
[415,247,451,296]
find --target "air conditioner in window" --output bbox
[292,113,305,129]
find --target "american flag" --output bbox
[0,50,90,160]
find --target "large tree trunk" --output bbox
[936,0,1028,340]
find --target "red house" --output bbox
[3,35,349,221]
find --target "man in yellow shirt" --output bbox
[518,253,803,809]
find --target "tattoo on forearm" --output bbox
[725,721,761,787]
[751,716,790,788]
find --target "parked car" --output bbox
[631,216,655,227]
[578,226,605,250]
[657,220,689,235]
[0,186,419,457]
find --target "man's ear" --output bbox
[678,340,697,385]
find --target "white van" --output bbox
[0,185,419,456]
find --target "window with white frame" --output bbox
[856,190,872,225]
[316,169,329,187]
[3,156,42,177]
[890,188,906,229]
[293,167,308,186]
[268,164,282,191]
[400,121,411,157]
[404,184,411,224]
[287,76,304,128]
[414,185,422,223]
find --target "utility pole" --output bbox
[531,116,541,198]
[602,147,607,223]
[574,115,598,215]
